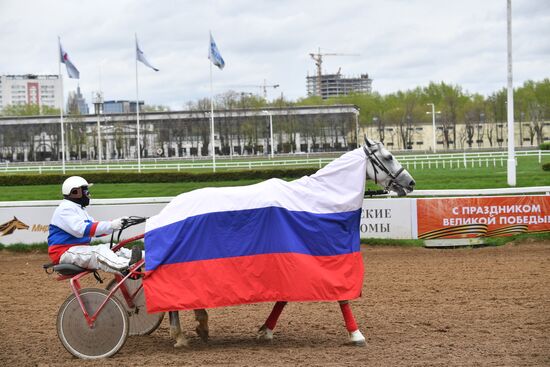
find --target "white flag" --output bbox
[59,40,80,79]
[136,37,159,72]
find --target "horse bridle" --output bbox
[362,143,406,192]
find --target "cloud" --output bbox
[0,0,548,110]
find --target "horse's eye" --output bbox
[388,155,393,161]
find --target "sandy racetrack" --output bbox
[0,242,549,366]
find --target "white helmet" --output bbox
[62,176,93,195]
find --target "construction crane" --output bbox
[231,80,280,98]
[309,48,360,97]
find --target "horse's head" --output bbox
[0,216,30,236]
[12,217,29,230]
[363,137,415,197]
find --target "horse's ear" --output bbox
[364,136,372,147]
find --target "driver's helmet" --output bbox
[62,176,93,196]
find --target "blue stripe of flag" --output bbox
[144,206,361,271]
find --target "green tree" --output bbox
[1,103,60,116]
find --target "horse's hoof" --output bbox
[347,330,366,346]
[195,325,209,342]
[257,324,273,341]
[174,337,189,348]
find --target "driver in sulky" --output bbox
[48,176,141,274]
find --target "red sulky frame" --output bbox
[58,234,145,328]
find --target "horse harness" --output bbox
[362,143,406,191]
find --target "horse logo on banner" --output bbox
[0,216,30,237]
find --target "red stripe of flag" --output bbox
[143,252,363,313]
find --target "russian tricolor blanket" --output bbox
[143,148,367,312]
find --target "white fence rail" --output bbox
[399,150,548,170]
[1,150,548,174]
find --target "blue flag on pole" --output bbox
[208,32,225,70]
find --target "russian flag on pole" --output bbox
[143,148,367,312]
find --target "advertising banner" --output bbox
[360,198,415,239]
[417,195,550,239]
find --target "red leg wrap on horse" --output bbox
[340,302,358,332]
[265,301,287,330]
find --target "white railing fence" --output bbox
[1,150,548,174]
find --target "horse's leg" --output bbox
[257,301,287,341]
[338,300,366,346]
[194,309,209,342]
[168,311,189,348]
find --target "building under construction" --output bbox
[306,73,372,99]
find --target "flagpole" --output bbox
[210,50,216,173]
[58,37,66,175]
[506,0,516,186]
[135,33,142,173]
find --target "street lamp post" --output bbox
[426,103,437,153]
[97,115,102,164]
[262,111,274,159]
[92,91,104,164]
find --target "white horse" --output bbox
[160,137,415,347]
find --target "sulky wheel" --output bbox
[57,288,129,359]
[106,278,164,336]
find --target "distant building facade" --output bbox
[0,74,62,111]
[67,85,89,115]
[306,73,372,99]
[103,100,144,114]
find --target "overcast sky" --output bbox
[1,0,549,110]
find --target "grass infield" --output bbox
[0,156,548,201]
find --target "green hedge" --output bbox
[0,168,318,186]
[543,162,550,171]
[540,143,550,150]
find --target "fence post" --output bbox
[539,150,542,163]
[463,152,467,168]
